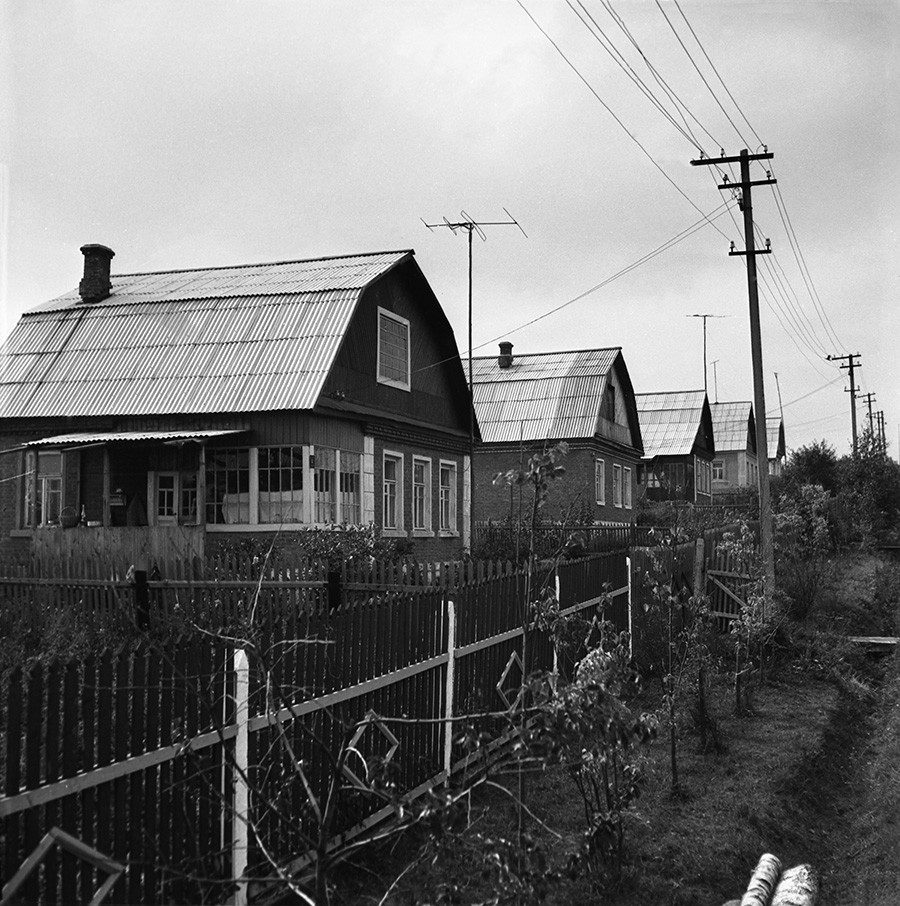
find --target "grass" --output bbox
[323,553,900,905]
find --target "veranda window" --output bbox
[206,448,250,524]
[259,446,304,524]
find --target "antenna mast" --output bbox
[422,210,527,548]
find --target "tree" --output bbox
[780,440,839,495]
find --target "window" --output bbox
[29,450,63,526]
[613,464,623,508]
[383,452,403,531]
[412,457,432,532]
[156,472,177,522]
[594,459,606,505]
[259,446,304,524]
[713,459,724,481]
[623,467,632,509]
[439,461,457,533]
[339,452,362,524]
[206,448,251,524]
[377,308,410,390]
[313,447,336,524]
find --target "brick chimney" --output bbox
[498,341,514,368]
[78,244,115,303]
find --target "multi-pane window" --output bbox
[313,447,336,524]
[259,446,304,524]
[594,459,606,505]
[383,453,403,530]
[439,461,457,532]
[412,457,431,531]
[613,464,623,507]
[623,467,632,509]
[339,452,361,524]
[377,309,410,389]
[206,448,251,524]
[30,450,63,526]
[180,473,198,522]
[156,472,177,522]
[713,460,724,481]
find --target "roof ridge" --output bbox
[471,346,621,360]
[110,249,413,279]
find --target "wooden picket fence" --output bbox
[0,551,630,905]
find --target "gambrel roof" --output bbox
[471,348,642,451]
[0,251,412,418]
[635,390,714,458]
[710,401,757,454]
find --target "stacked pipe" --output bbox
[721,853,819,906]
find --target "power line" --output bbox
[413,198,734,375]
[671,0,764,148]
[516,0,731,241]
[655,0,752,148]
[767,374,843,414]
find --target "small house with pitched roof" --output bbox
[710,400,759,493]
[0,244,476,566]
[635,390,715,504]
[470,344,644,524]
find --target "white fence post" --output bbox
[626,555,633,659]
[443,597,456,779]
[552,568,561,684]
[232,648,250,906]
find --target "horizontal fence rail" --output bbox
[1,550,631,905]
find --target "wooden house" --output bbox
[470,344,644,524]
[634,390,715,504]
[0,244,476,566]
[767,417,786,476]
[710,401,759,494]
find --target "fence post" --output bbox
[552,567,561,684]
[443,597,456,779]
[626,555,633,659]
[232,649,250,906]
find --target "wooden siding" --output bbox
[322,261,471,435]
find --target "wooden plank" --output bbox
[112,650,130,904]
[23,664,43,904]
[4,667,23,884]
[61,661,79,903]
[44,661,62,902]
[80,655,97,902]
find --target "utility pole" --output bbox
[877,410,887,453]
[692,148,776,599]
[858,391,876,439]
[687,313,729,393]
[827,353,861,454]
[711,360,720,403]
[422,210,526,549]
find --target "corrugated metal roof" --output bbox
[471,349,621,443]
[635,390,708,457]
[28,429,246,446]
[710,401,755,452]
[0,251,410,418]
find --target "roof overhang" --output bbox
[25,429,247,449]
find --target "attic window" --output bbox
[377,308,410,391]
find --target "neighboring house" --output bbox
[767,417,786,476]
[470,344,644,524]
[0,244,476,565]
[634,390,715,504]
[710,401,759,494]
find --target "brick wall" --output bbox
[473,446,637,524]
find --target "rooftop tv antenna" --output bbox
[686,313,730,394]
[422,209,527,547]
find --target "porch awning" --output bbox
[26,429,248,448]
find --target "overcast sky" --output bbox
[1,1,897,458]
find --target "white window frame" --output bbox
[623,466,632,509]
[613,464,623,508]
[376,307,411,392]
[382,450,405,535]
[594,458,606,506]
[29,450,63,527]
[411,456,433,535]
[713,459,724,481]
[439,459,458,535]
